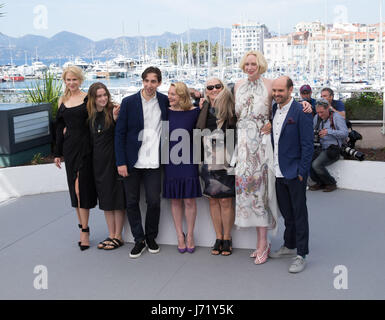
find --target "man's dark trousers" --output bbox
[275,177,309,257]
[310,150,339,186]
[123,168,161,243]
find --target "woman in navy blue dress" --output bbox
[163,82,202,253]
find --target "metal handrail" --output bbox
[350,120,384,124]
[2,86,385,134]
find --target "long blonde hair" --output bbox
[61,66,85,102]
[204,78,235,126]
[170,82,193,111]
[87,82,114,130]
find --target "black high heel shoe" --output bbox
[78,224,82,247]
[79,227,90,251]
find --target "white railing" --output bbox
[2,86,385,134]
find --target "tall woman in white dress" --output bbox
[233,51,279,265]
[234,51,311,265]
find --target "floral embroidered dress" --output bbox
[234,78,279,234]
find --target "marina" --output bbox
[1,58,384,100]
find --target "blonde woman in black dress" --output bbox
[87,82,126,250]
[54,66,97,251]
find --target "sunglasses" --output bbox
[206,84,223,91]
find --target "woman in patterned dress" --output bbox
[234,51,312,265]
[233,50,279,265]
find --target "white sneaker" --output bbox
[269,245,297,258]
[289,255,306,273]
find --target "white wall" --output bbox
[0,163,67,203]
[328,160,385,194]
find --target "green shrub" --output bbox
[344,92,383,120]
[26,72,63,118]
[31,153,43,165]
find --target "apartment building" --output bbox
[264,22,383,79]
[231,22,271,63]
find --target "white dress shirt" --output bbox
[134,92,162,169]
[273,98,293,178]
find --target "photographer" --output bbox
[309,99,348,192]
[299,84,316,116]
[320,87,346,119]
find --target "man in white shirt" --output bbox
[115,67,169,258]
[269,76,313,273]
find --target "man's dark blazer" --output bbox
[271,99,314,179]
[115,90,169,172]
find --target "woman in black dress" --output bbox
[87,82,126,250]
[54,66,97,251]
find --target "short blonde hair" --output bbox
[239,50,268,75]
[170,82,193,111]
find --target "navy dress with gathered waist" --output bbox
[163,107,202,199]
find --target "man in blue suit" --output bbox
[115,66,169,258]
[269,76,313,273]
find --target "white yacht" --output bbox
[63,57,91,71]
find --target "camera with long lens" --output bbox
[340,121,365,161]
[312,129,322,159]
[313,129,321,149]
[341,144,365,161]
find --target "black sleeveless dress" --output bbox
[90,111,126,211]
[54,97,97,209]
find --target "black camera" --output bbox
[312,129,322,160]
[313,129,321,148]
[340,121,365,161]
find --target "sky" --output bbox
[0,0,382,41]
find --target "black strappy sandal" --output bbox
[79,227,90,251]
[97,237,114,249]
[104,238,124,250]
[221,239,232,256]
[211,239,223,255]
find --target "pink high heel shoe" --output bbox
[249,243,270,258]
[254,244,271,265]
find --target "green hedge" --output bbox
[344,92,383,120]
